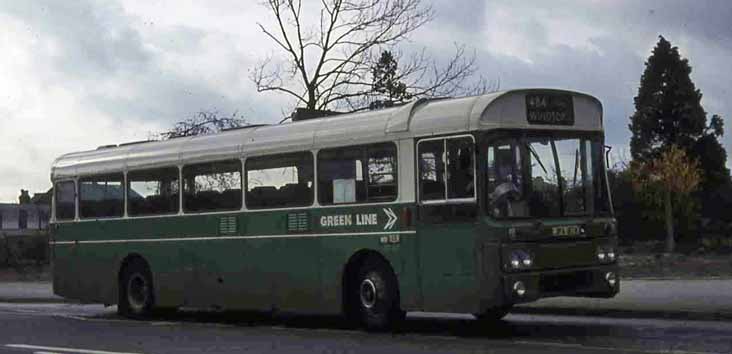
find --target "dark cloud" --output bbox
[430,0,486,33]
[0,0,282,134]
[613,0,732,44]
[0,1,151,78]
[436,0,732,165]
[472,37,642,150]
[0,0,729,203]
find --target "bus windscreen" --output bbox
[486,134,611,218]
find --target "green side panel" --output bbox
[51,203,419,314]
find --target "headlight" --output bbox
[597,247,616,263]
[607,249,616,261]
[510,256,521,269]
[597,247,607,261]
[509,250,533,270]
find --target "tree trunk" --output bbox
[307,85,317,110]
[664,190,675,254]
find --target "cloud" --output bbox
[0,0,287,201]
[0,0,730,202]
[443,0,732,166]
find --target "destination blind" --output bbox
[525,93,575,125]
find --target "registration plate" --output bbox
[552,225,583,237]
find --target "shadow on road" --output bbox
[89,308,631,342]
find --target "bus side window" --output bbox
[128,167,180,216]
[54,181,76,221]
[318,143,397,205]
[446,137,475,199]
[418,140,446,201]
[318,147,362,204]
[182,160,242,212]
[79,174,124,219]
[246,152,314,209]
[366,144,398,201]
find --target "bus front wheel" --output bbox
[353,256,403,330]
[118,258,154,318]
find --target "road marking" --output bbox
[5,344,143,354]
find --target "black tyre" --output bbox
[353,256,403,331]
[475,305,512,323]
[118,258,154,318]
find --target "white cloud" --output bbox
[0,1,285,202]
[0,0,730,202]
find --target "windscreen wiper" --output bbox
[572,148,579,187]
[525,142,548,175]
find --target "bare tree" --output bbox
[251,0,494,113]
[158,111,249,140]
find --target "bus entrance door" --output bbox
[416,135,478,313]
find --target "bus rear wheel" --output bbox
[353,256,403,331]
[118,259,154,318]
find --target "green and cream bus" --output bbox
[50,89,618,329]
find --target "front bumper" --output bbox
[502,264,619,304]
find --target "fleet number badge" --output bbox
[380,234,400,244]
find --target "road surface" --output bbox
[0,303,730,354]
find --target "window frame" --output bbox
[78,173,126,220]
[126,166,181,217]
[181,159,243,214]
[417,134,477,205]
[244,151,315,210]
[317,142,399,206]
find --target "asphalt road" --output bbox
[0,303,731,354]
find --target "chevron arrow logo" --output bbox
[383,208,397,230]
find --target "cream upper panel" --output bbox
[474,89,603,132]
[313,109,391,149]
[126,138,189,170]
[52,145,133,178]
[245,120,318,156]
[407,96,475,137]
[51,89,603,180]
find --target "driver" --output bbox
[489,178,521,217]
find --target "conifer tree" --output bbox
[372,51,412,103]
[629,36,729,194]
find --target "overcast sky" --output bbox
[1,0,730,202]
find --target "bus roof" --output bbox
[51,88,602,179]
